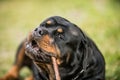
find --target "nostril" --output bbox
[34,28,38,31]
[39,30,44,35]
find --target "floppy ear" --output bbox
[76,28,95,73]
[78,35,105,78]
[79,39,92,70]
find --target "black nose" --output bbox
[34,28,44,36]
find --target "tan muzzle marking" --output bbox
[37,35,60,57]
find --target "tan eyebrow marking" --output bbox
[57,28,63,33]
[46,20,52,25]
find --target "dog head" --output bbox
[25,16,86,65]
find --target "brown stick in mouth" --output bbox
[51,56,61,80]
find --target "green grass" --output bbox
[0,0,120,80]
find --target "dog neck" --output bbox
[58,53,84,80]
[58,63,83,80]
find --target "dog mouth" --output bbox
[31,40,39,52]
[25,39,52,63]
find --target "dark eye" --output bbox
[56,33,64,40]
[55,28,65,40]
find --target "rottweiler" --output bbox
[0,16,105,80]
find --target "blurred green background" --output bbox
[0,0,120,80]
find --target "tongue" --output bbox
[34,47,39,51]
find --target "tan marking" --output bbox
[46,20,52,25]
[46,64,55,80]
[66,53,71,63]
[30,34,62,80]
[37,35,60,57]
[33,34,62,80]
[56,58,62,65]
[34,62,48,72]
[3,40,27,80]
[57,28,63,33]
[17,42,26,67]
[0,65,19,80]
[25,75,34,80]
[0,44,26,80]
[34,62,55,80]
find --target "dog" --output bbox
[0,16,105,80]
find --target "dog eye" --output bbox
[58,34,64,39]
[55,28,65,40]
[56,33,64,40]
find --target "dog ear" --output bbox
[79,39,91,70]
[78,37,105,79]
[77,31,94,72]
